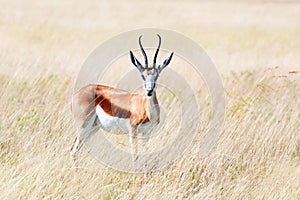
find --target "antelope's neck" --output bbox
[145,92,160,122]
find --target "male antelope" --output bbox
[70,34,174,165]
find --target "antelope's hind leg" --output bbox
[70,113,98,165]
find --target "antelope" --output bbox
[70,34,174,166]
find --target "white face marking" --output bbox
[141,69,158,97]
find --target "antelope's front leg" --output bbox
[128,125,138,168]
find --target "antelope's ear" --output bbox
[130,51,144,73]
[158,52,174,74]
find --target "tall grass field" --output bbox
[0,0,299,199]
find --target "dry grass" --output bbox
[0,0,300,199]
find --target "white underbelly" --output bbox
[95,105,159,135]
[95,105,129,133]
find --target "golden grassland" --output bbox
[0,0,300,199]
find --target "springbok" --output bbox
[70,34,174,166]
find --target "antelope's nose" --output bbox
[147,89,154,96]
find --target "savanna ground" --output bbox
[0,0,300,199]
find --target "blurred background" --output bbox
[1,0,300,78]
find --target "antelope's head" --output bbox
[130,34,174,97]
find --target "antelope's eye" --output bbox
[141,75,146,81]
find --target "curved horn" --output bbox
[153,34,161,67]
[139,35,148,68]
